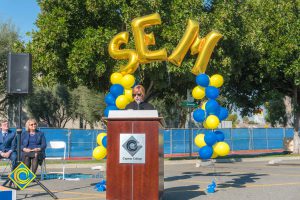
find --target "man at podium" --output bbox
[125,85,155,110]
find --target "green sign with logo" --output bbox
[8,162,36,190]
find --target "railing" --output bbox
[13,128,294,159]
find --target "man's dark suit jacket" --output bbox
[0,129,16,153]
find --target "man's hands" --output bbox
[0,151,11,158]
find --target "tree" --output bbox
[227,114,239,128]
[150,91,187,128]
[265,92,288,127]
[0,21,20,119]
[25,84,73,127]
[29,0,124,90]
[71,86,105,128]
[28,0,300,147]
[28,0,196,127]
[216,1,300,153]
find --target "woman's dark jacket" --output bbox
[125,101,155,110]
[21,130,47,159]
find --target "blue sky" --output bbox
[0,0,40,42]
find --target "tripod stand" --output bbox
[2,95,58,199]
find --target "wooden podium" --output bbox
[105,110,164,200]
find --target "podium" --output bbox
[105,110,164,200]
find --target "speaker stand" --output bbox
[2,95,58,199]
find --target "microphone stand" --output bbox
[136,98,142,110]
[137,101,140,110]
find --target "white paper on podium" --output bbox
[108,110,158,118]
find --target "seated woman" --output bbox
[21,119,47,174]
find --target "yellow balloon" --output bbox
[210,151,218,158]
[168,20,199,66]
[211,146,218,158]
[116,95,130,109]
[108,32,139,74]
[203,121,208,129]
[201,101,207,110]
[210,74,224,88]
[191,31,223,75]
[110,72,123,84]
[205,115,220,129]
[97,132,107,146]
[120,74,135,89]
[214,142,230,156]
[192,86,205,100]
[124,89,134,102]
[93,146,107,160]
[194,134,206,148]
[131,13,167,63]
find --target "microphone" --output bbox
[136,96,142,110]
[136,99,141,110]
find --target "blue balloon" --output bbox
[105,93,116,105]
[193,109,206,122]
[204,131,217,146]
[215,130,225,141]
[196,74,210,87]
[205,100,220,115]
[199,146,213,159]
[218,107,229,121]
[206,86,219,99]
[104,105,118,117]
[102,136,107,148]
[110,84,124,98]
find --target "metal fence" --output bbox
[163,128,294,156]
[24,128,294,159]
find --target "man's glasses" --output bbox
[29,123,37,126]
[132,93,142,97]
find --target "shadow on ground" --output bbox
[164,170,267,199]
[164,185,206,200]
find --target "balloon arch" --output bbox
[93,13,230,161]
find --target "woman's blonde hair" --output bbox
[133,85,145,97]
[25,119,38,132]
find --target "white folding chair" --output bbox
[45,141,67,180]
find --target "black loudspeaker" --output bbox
[7,53,32,94]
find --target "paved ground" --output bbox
[1,156,300,200]
[164,157,300,200]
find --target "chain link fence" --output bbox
[30,128,295,159]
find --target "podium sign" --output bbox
[105,110,164,200]
[120,133,146,164]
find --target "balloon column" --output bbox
[104,73,136,117]
[93,132,108,160]
[193,73,230,159]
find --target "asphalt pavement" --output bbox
[0,156,300,200]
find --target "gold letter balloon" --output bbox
[108,32,139,75]
[108,13,222,75]
[131,13,168,63]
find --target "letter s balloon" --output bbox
[108,32,139,75]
